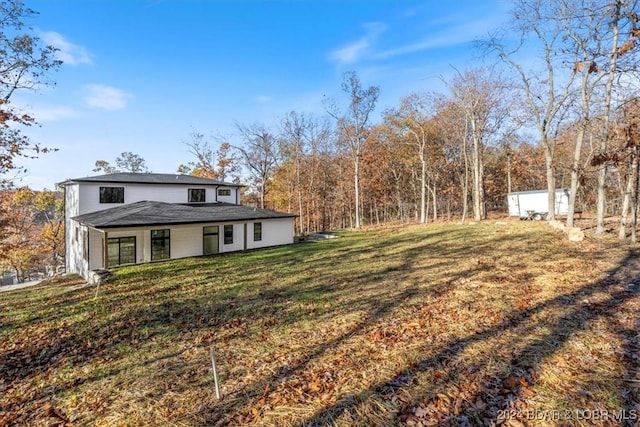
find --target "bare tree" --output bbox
[593,0,639,235]
[325,71,379,228]
[279,111,331,234]
[307,119,335,231]
[0,1,61,186]
[234,123,279,209]
[617,102,640,240]
[541,0,639,229]
[115,151,149,173]
[92,160,117,174]
[433,97,472,223]
[482,0,578,220]
[180,132,240,182]
[385,93,439,223]
[93,152,149,174]
[280,111,308,233]
[447,68,510,221]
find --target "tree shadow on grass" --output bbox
[296,250,640,426]
[0,222,611,426]
[188,229,569,425]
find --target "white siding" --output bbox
[171,225,205,258]
[83,218,294,274]
[221,223,244,252]
[65,184,80,275]
[216,187,240,204]
[142,230,151,262]
[67,221,89,278]
[66,178,296,279]
[246,218,295,249]
[77,183,231,215]
[65,183,80,217]
[88,228,104,270]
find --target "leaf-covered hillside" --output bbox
[1,221,638,426]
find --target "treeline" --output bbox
[98,0,640,242]
[0,188,64,282]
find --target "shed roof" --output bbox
[72,201,295,229]
[59,173,243,187]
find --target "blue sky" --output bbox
[13,0,510,190]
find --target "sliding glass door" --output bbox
[107,236,136,267]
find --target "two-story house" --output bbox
[59,173,296,279]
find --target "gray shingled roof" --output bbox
[72,201,295,229]
[59,173,243,187]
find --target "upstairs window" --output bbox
[218,188,231,197]
[188,188,205,203]
[100,187,124,203]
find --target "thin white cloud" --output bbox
[30,105,81,122]
[41,31,93,66]
[255,95,272,103]
[374,15,505,60]
[374,35,452,60]
[84,84,132,111]
[330,22,387,64]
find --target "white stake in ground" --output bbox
[210,345,221,399]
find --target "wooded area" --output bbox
[174,0,640,241]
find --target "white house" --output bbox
[59,173,296,279]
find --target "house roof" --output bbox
[72,201,295,229]
[58,173,243,187]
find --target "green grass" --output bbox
[1,221,639,426]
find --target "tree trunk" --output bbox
[543,138,556,221]
[472,134,482,221]
[567,124,586,228]
[568,56,593,228]
[420,153,427,224]
[506,149,512,194]
[296,157,304,235]
[354,152,361,228]
[427,184,438,222]
[597,0,622,236]
[619,152,636,240]
[471,115,485,221]
[633,147,639,243]
[461,133,470,224]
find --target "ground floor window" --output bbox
[253,222,262,241]
[107,236,136,267]
[151,229,170,261]
[203,226,219,255]
[224,224,233,244]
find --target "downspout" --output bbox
[103,230,108,269]
[62,183,69,274]
[86,227,90,269]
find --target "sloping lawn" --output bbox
[1,221,639,426]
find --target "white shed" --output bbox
[507,189,570,219]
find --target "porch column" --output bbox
[243,223,247,251]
